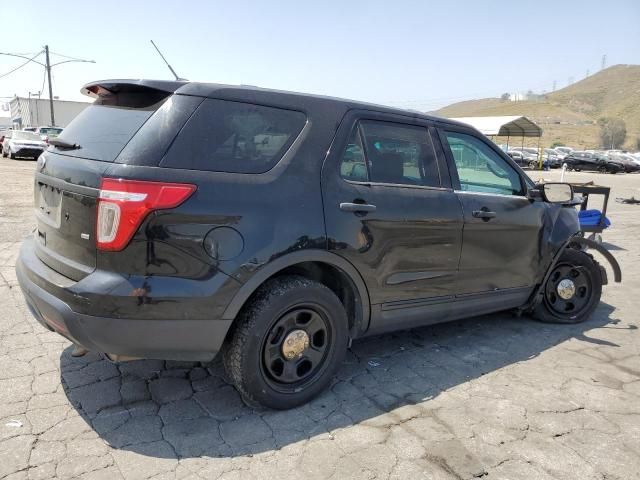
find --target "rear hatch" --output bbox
[34,81,189,281]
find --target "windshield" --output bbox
[13,131,42,141]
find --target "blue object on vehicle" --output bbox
[578,209,611,228]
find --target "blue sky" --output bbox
[1,0,639,110]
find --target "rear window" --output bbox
[160,99,307,174]
[51,104,159,162]
[39,127,63,137]
[13,131,42,141]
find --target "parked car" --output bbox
[607,153,640,173]
[544,148,561,168]
[33,126,64,143]
[563,151,624,173]
[508,148,540,169]
[0,127,12,147]
[554,146,574,158]
[15,79,620,409]
[1,130,47,159]
[506,150,529,168]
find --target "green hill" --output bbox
[435,64,640,150]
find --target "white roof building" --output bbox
[451,115,542,138]
[9,96,92,129]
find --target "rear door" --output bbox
[438,127,545,296]
[322,111,463,305]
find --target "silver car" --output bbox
[1,131,47,160]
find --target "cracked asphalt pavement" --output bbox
[0,157,639,479]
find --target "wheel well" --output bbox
[266,262,364,337]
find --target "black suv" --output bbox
[564,151,624,173]
[16,80,621,409]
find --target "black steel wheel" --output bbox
[533,249,602,324]
[261,306,332,391]
[223,275,348,409]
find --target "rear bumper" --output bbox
[16,239,233,361]
[14,147,44,158]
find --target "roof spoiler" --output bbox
[81,79,188,99]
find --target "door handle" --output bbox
[472,209,496,220]
[340,202,377,213]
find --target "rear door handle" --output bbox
[340,202,377,213]
[472,209,496,220]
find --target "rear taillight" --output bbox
[96,178,196,251]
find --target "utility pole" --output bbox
[44,45,55,126]
[0,47,93,127]
[601,55,607,70]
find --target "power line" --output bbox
[49,50,91,62]
[0,51,44,79]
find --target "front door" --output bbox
[438,128,546,296]
[321,112,464,306]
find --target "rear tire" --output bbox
[533,249,602,324]
[9,152,16,159]
[223,275,348,409]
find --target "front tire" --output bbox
[9,152,16,159]
[533,249,602,324]
[223,275,348,409]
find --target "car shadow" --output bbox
[60,302,624,459]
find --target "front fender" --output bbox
[521,234,621,313]
[570,237,622,283]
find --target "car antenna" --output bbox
[150,40,187,81]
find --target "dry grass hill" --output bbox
[435,64,640,150]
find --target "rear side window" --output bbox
[339,120,441,187]
[161,99,306,174]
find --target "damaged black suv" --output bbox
[16,80,621,409]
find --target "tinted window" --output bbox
[340,120,440,187]
[117,95,203,166]
[38,127,63,136]
[52,102,163,162]
[339,127,367,181]
[444,131,523,196]
[162,99,306,174]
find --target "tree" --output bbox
[552,142,565,148]
[598,117,626,149]
[500,93,510,102]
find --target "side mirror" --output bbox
[542,182,573,203]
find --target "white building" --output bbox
[9,96,92,129]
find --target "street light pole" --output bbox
[44,45,55,126]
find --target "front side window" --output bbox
[162,99,306,173]
[339,120,440,187]
[444,131,523,196]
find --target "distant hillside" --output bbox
[435,64,640,150]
